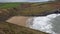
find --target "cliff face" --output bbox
[0,22,49,34]
[19,2,60,16]
[0,2,60,17]
[0,2,60,18]
[0,2,60,21]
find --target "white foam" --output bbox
[28,14,60,34]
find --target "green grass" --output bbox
[0,3,21,9]
[0,2,53,9]
[0,2,58,16]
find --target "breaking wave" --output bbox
[27,14,60,34]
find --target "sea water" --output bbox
[27,14,60,34]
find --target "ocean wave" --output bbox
[27,14,60,34]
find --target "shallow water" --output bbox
[27,14,60,34]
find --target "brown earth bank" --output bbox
[0,2,60,22]
[0,22,49,34]
[0,2,60,18]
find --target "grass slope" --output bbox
[0,3,21,9]
[19,2,60,16]
[0,2,58,22]
[0,1,56,8]
[0,22,49,34]
[0,1,60,16]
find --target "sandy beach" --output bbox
[6,16,30,27]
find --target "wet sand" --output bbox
[6,16,30,27]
